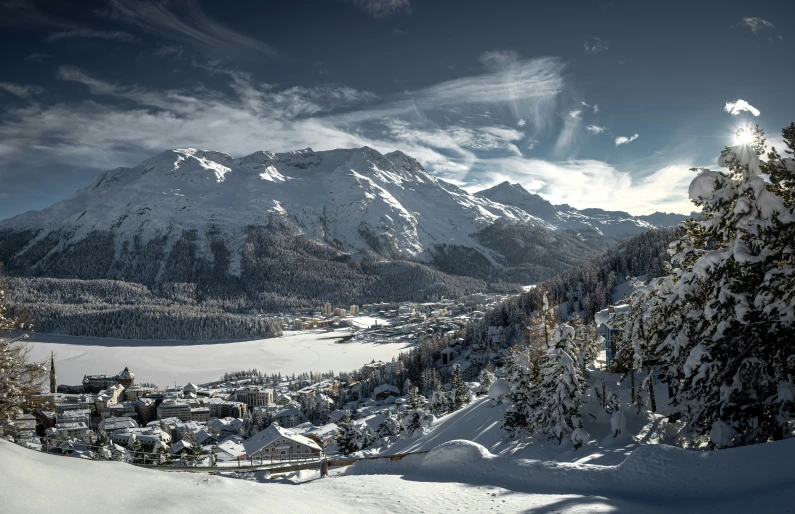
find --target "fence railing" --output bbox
[34,439,324,470]
[16,438,429,475]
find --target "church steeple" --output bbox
[49,351,56,394]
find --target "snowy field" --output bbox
[3,435,794,514]
[23,329,411,387]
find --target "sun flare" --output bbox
[734,127,754,146]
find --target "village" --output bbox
[0,293,539,467]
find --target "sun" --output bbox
[734,127,754,146]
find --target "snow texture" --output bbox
[24,329,410,387]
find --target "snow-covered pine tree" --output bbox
[537,323,584,444]
[477,368,495,396]
[502,354,540,438]
[407,384,424,411]
[401,407,431,436]
[569,314,599,378]
[0,266,46,421]
[655,124,795,447]
[451,364,469,410]
[430,384,450,416]
[336,415,360,455]
[525,290,558,381]
[614,277,672,413]
[376,409,401,438]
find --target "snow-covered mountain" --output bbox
[476,181,689,239]
[0,147,677,307]
[1,147,547,270]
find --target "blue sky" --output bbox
[1,0,793,219]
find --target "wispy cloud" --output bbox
[584,37,610,55]
[517,119,526,127]
[740,17,774,34]
[25,52,52,63]
[46,28,139,43]
[592,104,599,113]
[0,82,44,98]
[467,158,696,214]
[615,134,639,146]
[105,0,280,58]
[724,99,760,116]
[332,56,564,134]
[0,52,694,215]
[153,45,186,59]
[586,125,605,134]
[478,49,520,71]
[352,0,412,18]
[568,109,582,119]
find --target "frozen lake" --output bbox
[24,327,411,388]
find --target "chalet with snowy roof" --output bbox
[301,423,339,447]
[242,424,321,462]
[169,439,193,456]
[274,393,292,406]
[373,384,400,401]
[328,409,350,423]
[208,417,244,436]
[272,407,304,427]
[194,429,219,446]
[213,438,247,462]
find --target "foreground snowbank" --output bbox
[348,438,795,502]
[0,440,624,514]
[3,437,795,513]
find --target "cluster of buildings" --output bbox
[281,293,511,334]
[1,290,521,462]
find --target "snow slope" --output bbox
[477,181,688,239]
[3,433,793,513]
[24,329,411,388]
[348,438,795,512]
[0,440,583,514]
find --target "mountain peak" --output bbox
[477,180,689,239]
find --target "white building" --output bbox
[235,387,274,407]
[109,426,171,448]
[242,424,321,462]
[98,417,138,436]
[95,384,125,416]
[156,400,192,421]
[52,422,90,440]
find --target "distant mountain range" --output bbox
[476,181,691,240]
[0,146,691,308]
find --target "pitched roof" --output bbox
[214,439,246,458]
[373,384,400,395]
[242,425,321,455]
